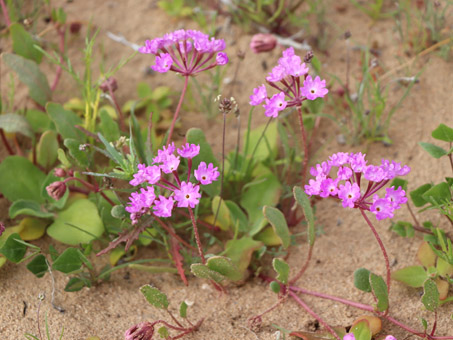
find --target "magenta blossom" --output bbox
[250,47,328,117]
[140,29,228,76]
[194,162,220,185]
[177,143,200,159]
[174,182,201,208]
[305,152,410,220]
[153,195,175,218]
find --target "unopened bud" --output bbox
[124,322,154,340]
[69,21,82,34]
[54,168,67,177]
[304,51,314,63]
[99,77,118,93]
[250,34,277,53]
[217,96,238,115]
[46,181,67,200]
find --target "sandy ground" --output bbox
[0,0,452,339]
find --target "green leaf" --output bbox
[391,221,414,237]
[243,121,278,161]
[0,113,34,138]
[52,248,83,273]
[392,266,428,287]
[273,258,289,285]
[224,200,248,233]
[99,109,120,142]
[186,128,220,196]
[140,284,169,310]
[26,254,48,278]
[9,200,54,219]
[270,281,281,293]
[369,273,388,312]
[46,103,84,140]
[240,165,281,235]
[224,236,263,275]
[206,256,242,281]
[421,279,439,312]
[0,233,26,263]
[351,320,372,340]
[190,263,226,283]
[293,186,315,246]
[432,123,453,142]
[158,327,169,339]
[25,109,53,133]
[410,183,433,207]
[419,142,447,159]
[0,156,46,203]
[65,277,89,292]
[2,53,51,106]
[422,182,451,204]
[10,23,42,63]
[179,301,188,318]
[354,268,372,292]
[64,138,90,167]
[37,130,59,169]
[263,206,290,249]
[390,178,408,191]
[47,199,104,245]
[211,196,231,231]
[111,205,126,219]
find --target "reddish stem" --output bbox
[63,177,115,206]
[0,129,14,155]
[108,85,125,131]
[155,217,197,252]
[0,0,11,27]
[359,208,391,297]
[288,291,341,340]
[51,26,65,92]
[168,75,189,143]
[289,245,313,285]
[188,207,206,264]
[176,210,221,232]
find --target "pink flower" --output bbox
[363,165,385,182]
[385,186,407,209]
[371,196,395,220]
[151,53,173,73]
[250,33,277,53]
[250,84,267,106]
[124,322,154,340]
[130,164,161,186]
[263,92,287,118]
[177,143,200,159]
[153,142,176,164]
[338,182,361,208]
[329,152,349,166]
[266,65,286,82]
[301,75,329,100]
[343,334,355,340]
[160,154,180,174]
[153,195,175,217]
[349,152,367,173]
[304,178,323,196]
[320,178,339,198]
[46,181,67,200]
[216,52,229,65]
[337,166,353,180]
[174,182,201,208]
[194,162,220,185]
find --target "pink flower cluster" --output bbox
[305,152,410,220]
[126,142,219,224]
[344,334,396,340]
[139,29,228,76]
[250,47,328,117]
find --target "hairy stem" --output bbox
[168,75,189,143]
[360,208,391,297]
[0,0,11,27]
[188,207,206,264]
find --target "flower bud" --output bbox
[250,34,277,53]
[99,77,118,93]
[54,168,67,177]
[46,181,67,200]
[124,322,154,340]
[0,222,5,236]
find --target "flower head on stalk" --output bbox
[139,29,228,76]
[305,152,410,220]
[125,143,219,224]
[249,47,328,117]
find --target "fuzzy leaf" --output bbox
[18,218,47,241]
[392,266,428,287]
[390,178,408,191]
[9,200,54,219]
[26,109,53,133]
[52,248,83,273]
[224,200,248,233]
[243,121,278,161]
[422,182,451,204]
[0,113,34,138]
[273,258,289,285]
[391,221,414,237]
[207,256,242,281]
[370,273,388,312]
[224,236,263,274]
[410,184,433,207]
[37,130,59,169]
[190,263,226,283]
[99,109,120,142]
[354,268,372,292]
[263,206,290,249]
[417,242,437,268]
[0,233,26,263]
[419,142,447,159]
[64,138,90,167]
[422,279,439,312]
[140,285,169,310]
[2,53,50,106]
[46,103,84,140]
[270,281,281,293]
[10,23,43,63]
[351,320,372,340]
[26,254,48,278]
[0,156,46,203]
[179,301,188,318]
[431,123,453,142]
[293,186,315,246]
